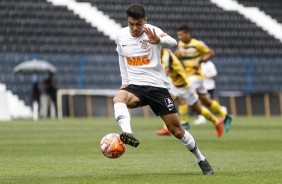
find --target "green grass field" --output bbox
[0,117,282,184]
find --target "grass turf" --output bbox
[0,117,281,184]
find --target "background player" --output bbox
[114,4,213,175]
[175,25,232,132]
[156,49,223,137]
[194,60,217,125]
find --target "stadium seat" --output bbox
[1,0,282,105]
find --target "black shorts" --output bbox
[121,84,177,116]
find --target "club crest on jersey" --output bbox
[164,98,175,111]
[140,40,149,50]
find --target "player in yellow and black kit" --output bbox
[156,49,224,137]
[175,25,232,133]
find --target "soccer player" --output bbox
[175,25,232,132]
[156,49,223,137]
[114,4,213,175]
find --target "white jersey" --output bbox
[116,24,177,88]
[201,61,217,90]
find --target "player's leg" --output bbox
[194,89,212,125]
[177,97,190,130]
[147,86,213,175]
[183,83,223,137]
[191,76,222,118]
[198,93,224,118]
[198,93,232,132]
[156,96,189,135]
[190,101,223,137]
[156,84,189,135]
[208,89,232,132]
[194,75,232,133]
[161,113,214,175]
[194,101,207,126]
[113,87,142,147]
[198,87,226,120]
[169,83,190,129]
[188,75,207,125]
[156,91,178,136]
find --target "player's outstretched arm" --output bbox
[202,50,215,62]
[193,50,215,70]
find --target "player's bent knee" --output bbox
[191,102,201,114]
[199,95,212,106]
[167,126,184,139]
[173,129,184,139]
[113,96,125,103]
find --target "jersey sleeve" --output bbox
[153,26,177,48]
[115,36,124,57]
[116,36,128,85]
[197,40,211,54]
[118,55,129,85]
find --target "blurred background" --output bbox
[1,0,282,120]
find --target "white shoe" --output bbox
[193,115,207,125]
[221,106,227,114]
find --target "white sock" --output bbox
[181,130,205,163]
[114,103,132,133]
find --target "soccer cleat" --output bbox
[156,128,171,136]
[224,114,232,133]
[182,122,190,130]
[215,119,223,137]
[198,159,214,175]
[120,132,140,148]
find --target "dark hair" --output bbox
[177,25,191,33]
[127,3,146,19]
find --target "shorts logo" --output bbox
[164,98,175,111]
[140,40,149,50]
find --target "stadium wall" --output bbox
[1,52,282,117]
[57,89,282,118]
